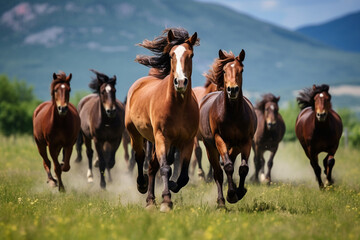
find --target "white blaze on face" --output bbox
[174,45,186,79]
[105,84,111,93]
[231,63,235,68]
[61,84,65,89]
[270,105,275,110]
[320,93,324,98]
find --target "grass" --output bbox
[0,135,359,240]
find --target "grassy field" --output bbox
[0,135,359,240]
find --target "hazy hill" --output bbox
[297,11,360,52]
[1,0,360,108]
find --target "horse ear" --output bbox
[189,32,198,46]
[312,84,317,90]
[53,73,57,80]
[113,75,117,84]
[276,96,280,103]
[218,49,227,60]
[167,30,175,43]
[238,49,245,62]
[66,73,72,82]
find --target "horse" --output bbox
[199,49,257,207]
[33,71,80,192]
[125,28,199,212]
[75,69,125,189]
[191,79,217,181]
[251,93,285,184]
[295,84,343,188]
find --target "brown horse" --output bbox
[125,28,199,212]
[296,84,343,188]
[251,93,285,184]
[199,49,257,207]
[33,71,80,192]
[75,69,125,189]
[191,79,217,180]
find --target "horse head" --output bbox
[168,30,198,93]
[219,49,245,100]
[51,72,72,116]
[313,84,331,122]
[264,96,280,130]
[89,69,117,118]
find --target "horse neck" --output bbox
[167,73,192,104]
[223,88,244,113]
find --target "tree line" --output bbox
[0,74,359,147]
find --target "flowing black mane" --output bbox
[89,69,116,93]
[135,27,200,79]
[255,93,279,112]
[297,84,331,110]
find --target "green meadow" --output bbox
[0,136,359,240]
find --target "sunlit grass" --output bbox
[0,135,359,240]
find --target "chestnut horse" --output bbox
[199,50,257,207]
[75,69,125,189]
[125,28,199,212]
[33,72,80,192]
[296,84,343,188]
[251,93,285,184]
[191,79,217,181]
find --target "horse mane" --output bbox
[203,78,213,88]
[204,50,241,90]
[255,93,279,112]
[135,27,200,79]
[89,69,116,93]
[50,71,69,98]
[297,84,331,110]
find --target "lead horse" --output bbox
[33,72,80,192]
[199,50,257,207]
[296,84,342,188]
[75,69,125,189]
[251,93,285,184]
[125,28,199,212]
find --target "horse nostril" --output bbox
[235,86,239,92]
[184,78,188,86]
[174,78,178,85]
[227,86,231,92]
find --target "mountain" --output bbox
[297,11,360,52]
[1,0,360,110]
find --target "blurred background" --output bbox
[0,0,360,144]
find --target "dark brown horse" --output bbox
[33,72,80,192]
[296,84,343,188]
[125,28,199,212]
[75,69,125,189]
[199,49,257,207]
[191,79,217,180]
[251,93,285,184]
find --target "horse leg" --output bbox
[84,136,94,183]
[236,141,251,201]
[61,145,73,172]
[206,166,214,183]
[94,141,106,189]
[36,141,57,186]
[146,151,159,209]
[123,137,130,167]
[251,146,261,183]
[144,141,152,172]
[49,146,64,192]
[194,139,205,180]
[170,148,181,182]
[214,134,237,204]
[75,131,83,163]
[310,154,324,189]
[204,141,224,207]
[324,154,335,186]
[265,148,278,184]
[128,149,136,173]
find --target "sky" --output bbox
[197,0,360,29]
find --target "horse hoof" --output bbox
[87,177,94,183]
[94,160,99,168]
[47,180,57,188]
[226,191,239,204]
[145,203,157,211]
[169,180,179,193]
[59,186,65,192]
[325,180,333,187]
[137,174,149,194]
[236,187,247,201]
[100,181,106,189]
[61,164,70,172]
[216,198,226,208]
[160,202,172,213]
[260,173,266,182]
[75,157,82,163]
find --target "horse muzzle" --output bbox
[174,77,188,93]
[57,105,68,116]
[316,112,327,122]
[105,108,116,118]
[266,121,276,130]
[227,86,240,100]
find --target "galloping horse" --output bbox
[76,69,125,189]
[251,93,285,184]
[199,50,257,207]
[125,28,199,212]
[33,72,80,192]
[296,84,343,188]
[191,79,217,181]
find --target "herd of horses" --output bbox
[32,27,343,212]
